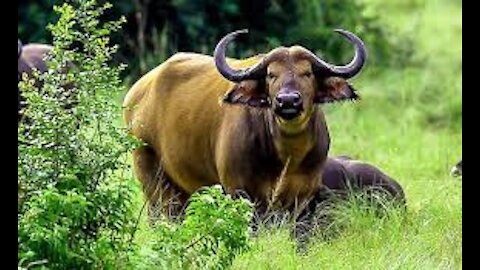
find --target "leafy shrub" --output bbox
[138,185,254,270]
[18,0,141,268]
[19,2,255,268]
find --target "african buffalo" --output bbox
[18,39,53,121]
[18,39,76,123]
[123,29,367,219]
[290,155,406,247]
[319,155,405,202]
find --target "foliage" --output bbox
[18,0,58,44]
[19,0,404,79]
[18,0,141,268]
[135,185,254,270]
[18,1,255,268]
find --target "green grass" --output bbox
[121,0,462,268]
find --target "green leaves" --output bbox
[18,1,138,268]
[148,185,254,270]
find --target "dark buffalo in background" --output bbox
[320,155,406,203]
[293,155,406,248]
[18,39,76,123]
[299,155,406,228]
[18,39,53,121]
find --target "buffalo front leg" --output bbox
[132,146,188,222]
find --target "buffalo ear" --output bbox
[314,77,359,104]
[223,80,270,107]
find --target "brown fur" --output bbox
[123,49,360,219]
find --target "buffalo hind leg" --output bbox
[132,146,189,223]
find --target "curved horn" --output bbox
[214,29,268,82]
[307,29,367,78]
[18,39,23,59]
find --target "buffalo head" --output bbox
[215,29,366,134]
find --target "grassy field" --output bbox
[122,0,462,269]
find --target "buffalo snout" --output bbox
[274,91,303,120]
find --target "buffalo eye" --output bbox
[300,71,312,78]
[267,72,277,80]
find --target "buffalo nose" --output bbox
[275,91,302,108]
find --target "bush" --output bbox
[137,185,254,270]
[19,2,255,268]
[18,0,141,268]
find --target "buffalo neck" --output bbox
[263,108,329,171]
[232,107,330,181]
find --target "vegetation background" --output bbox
[18,0,461,268]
